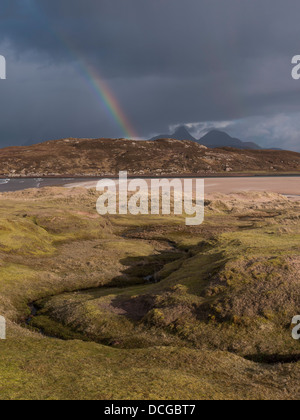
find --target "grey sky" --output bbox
[0,0,300,150]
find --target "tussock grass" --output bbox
[0,188,300,399]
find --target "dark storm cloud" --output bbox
[1,0,300,150]
[3,0,299,77]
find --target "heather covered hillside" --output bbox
[1,137,300,177]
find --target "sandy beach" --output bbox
[65,176,300,200]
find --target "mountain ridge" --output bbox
[199,130,261,150]
[151,126,265,150]
[151,126,198,143]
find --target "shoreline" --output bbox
[1,172,300,179]
[65,176,300,201]
[0,176,299,199]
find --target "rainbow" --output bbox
[35,5,138,139]
[77,61,138,139]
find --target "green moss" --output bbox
[0,187,300,399]
[30,315,87,341]
[0,218,55,256]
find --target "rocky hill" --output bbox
[1,137,300,177]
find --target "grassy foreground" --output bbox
[0,187,299,400]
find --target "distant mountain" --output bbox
[199,130,261,150]
[151,126,262,150]
[151,126,197,142]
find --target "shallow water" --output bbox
[0,177,99,193]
